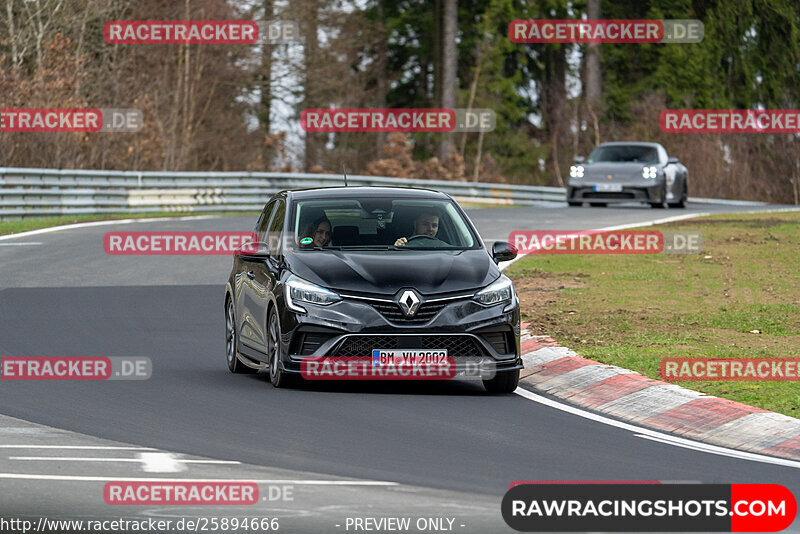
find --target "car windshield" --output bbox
[290,197,478,250]
[588,145,659,164]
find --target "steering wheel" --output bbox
[403,234,445,247]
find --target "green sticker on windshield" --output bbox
[300,237,313,245]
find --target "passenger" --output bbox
[299,216,332,247]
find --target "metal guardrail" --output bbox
[0,167,567,218]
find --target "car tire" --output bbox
[567,201,581,207]
[226,298,256,374]
[268,309,295,388]
[590,202,607,208]
[669,182,687,209]
[482,369,520,394]
[650,184,668,209]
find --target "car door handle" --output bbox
[246,271,256,280]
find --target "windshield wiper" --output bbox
[339,245,395,250]
[390,246,467,251]
[301,245,468,251]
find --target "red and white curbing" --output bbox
[518,323,800,461]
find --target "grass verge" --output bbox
[0,211,260,237]
[506,211,800,417]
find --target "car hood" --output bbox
[285,248,499,295]
[584,162,655,181]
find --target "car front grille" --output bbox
[333,335,487,358]
[342,292,471,324]
[421,336,486,357]
[369,301,447,324]
[334,336,397,356]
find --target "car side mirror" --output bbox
[574,156,585,164]
[492,241,517,263]
[237,241,270,260]
[668,157,679,164]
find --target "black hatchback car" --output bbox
[224,187,522,393]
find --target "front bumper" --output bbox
[279,292,521,378]
[568,181,663,204]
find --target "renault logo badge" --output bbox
[397,290,421,317]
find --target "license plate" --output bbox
[372,349,448,366]
[594,183,623,192]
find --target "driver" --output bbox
[394,211,439,246]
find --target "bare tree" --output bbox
[6,0,19,69]
[374,1,387,158]
[438,0,457,161]
[20,0,64,70]
[258,0,274,167]
[302,0,321,171]
[584,0,601,146]
[542,44,567,186]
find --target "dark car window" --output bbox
[256,200,276,242]
[266,200,286,255]
[290,197,479,250]
[588,145,659,164]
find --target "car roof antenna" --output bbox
[342,164,348,187]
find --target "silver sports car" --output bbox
[566,142,688,208]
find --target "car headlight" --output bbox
[474,275,514,306]
[569,165,585,179]
[285,275,341,313]
[642,166,657,179]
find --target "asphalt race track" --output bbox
[1,201,799,533]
